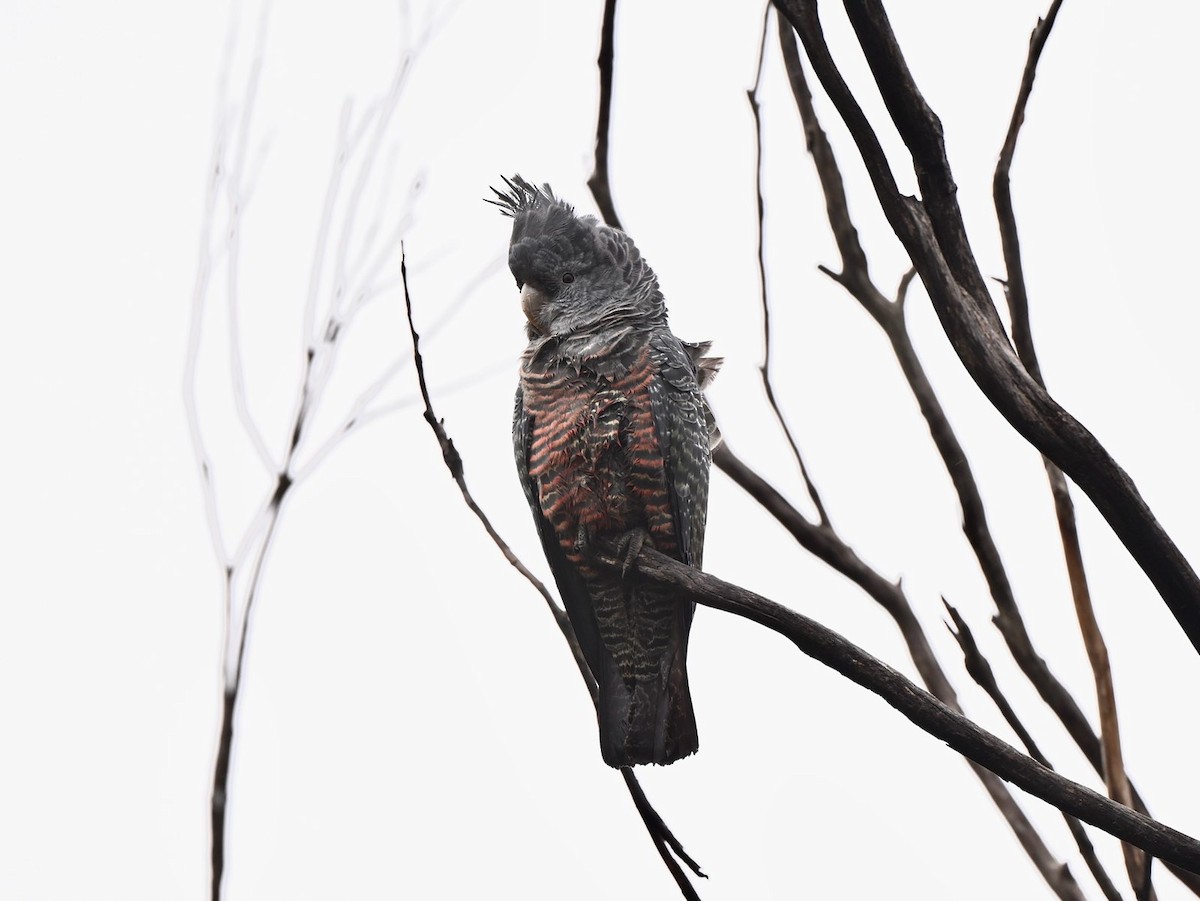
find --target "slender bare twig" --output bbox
[187,12,451,897]
[600,539,1200,875]
[586,0,623,230]
[994,0,1061,393]
[773,0,1200,653]
[401,247,705,900]
[185,14,238,575]
[184,14,274,897]
[303,99,355,353]
[992,5,1151,898]
[748,3,830,526]
[944,602,1126,901]
[224,9,275,473]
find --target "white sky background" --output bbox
[2,1,1198,898]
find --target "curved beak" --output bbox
[521,282,549,333]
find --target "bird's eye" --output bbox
[562,272,575,284]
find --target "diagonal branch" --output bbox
[401,247,704,901]
[993,4,1152,898]
[603,539,1200,876]
[773,0,1200,653]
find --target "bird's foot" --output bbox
[616,527,650,580]
[573,523,591,554]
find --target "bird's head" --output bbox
[488,175,659,339]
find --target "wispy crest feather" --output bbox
[486,174,572,219]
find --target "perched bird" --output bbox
[490,176,720,767]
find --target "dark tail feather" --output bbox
[596,644,698,767]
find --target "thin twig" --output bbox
[224,12,275,473]
[185,22,236,573]
[993,5,1152,897]
[944,601,1126,901]
[603,539,1200,876]
[992,5,1151,898]
[586,0,623,230]
[748,2,830,526]
[303,99,354,353]
[191,10,444,897]
[401,246,705,898]
[187,13,276,899]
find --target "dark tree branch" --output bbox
[779,12,1160,879]
[401,248,596,700]
[401,248,704,900]
[599,540,1200,876]
[749,4,831,527]
[775,18,886,314]
[992,5,1153,898]
[586,0,623,230]
[191,14,481,897]
[994,0,1059,391]
[944,602,1126,901]
[775,29,1109,891]
[714,443,1085,899]
[778,16,1200,894]
[773,0,1200,654]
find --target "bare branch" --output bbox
[401,247,706,897]
[225,185,277,472]
[331,52,414,323]
[586,0,623,230]
[774,0,1200,652]
[778,20,1141,864]
[603,539,1200,877]
[749,3,831,527]
[303,99,355,353]
[193,10,445,897]
[994,4,1150,896]
[184,67,233,571]
[994,0,1061,390]
[776,16,887,315]
[223,12,276,472]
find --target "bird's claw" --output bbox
[616,528,650,580]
